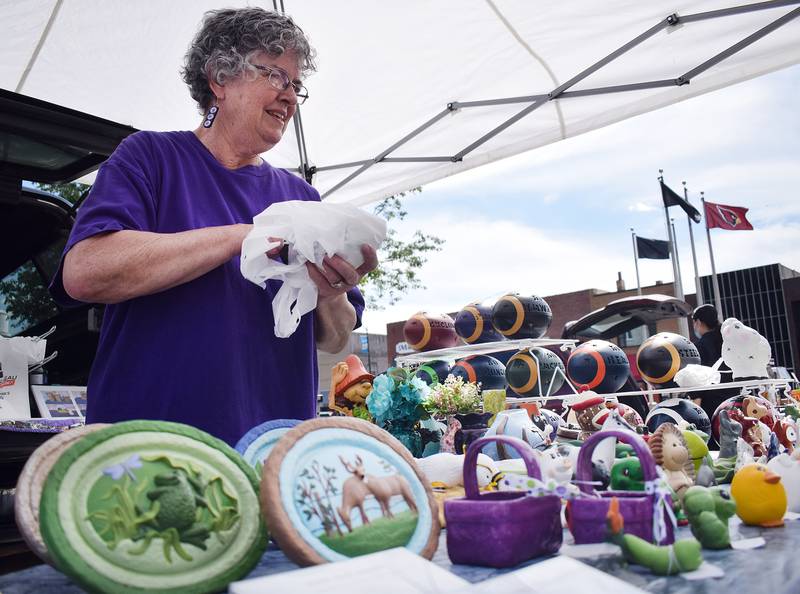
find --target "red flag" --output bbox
[703,201,753,230]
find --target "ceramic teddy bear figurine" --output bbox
[720,318,771,379]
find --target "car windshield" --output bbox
[0,236,65,337]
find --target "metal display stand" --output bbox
[396,338,579,400]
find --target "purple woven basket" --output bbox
[445,435,562,567]
[568,429,674,545]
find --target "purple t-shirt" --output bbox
[50,130,364,445]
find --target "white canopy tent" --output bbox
[2,0,799,206]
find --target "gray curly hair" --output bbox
[182,8,317,112]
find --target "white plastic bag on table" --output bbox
[240,200,386,338]
[0,336,46,419]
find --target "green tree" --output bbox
[359,189,444,309]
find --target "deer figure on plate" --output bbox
[337,454,418,532]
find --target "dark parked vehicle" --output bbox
[0,89,136,387]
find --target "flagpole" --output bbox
[701,191,724,318]
[631,228,642,295]
[683,181,703,305]
[659,170,689,337]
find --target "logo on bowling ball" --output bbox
[566,340,630,394]
[454,303,504,344]
[506,347,565,397]
[636,333,700,387]
[402,312,459,352]
[491,294,552,339]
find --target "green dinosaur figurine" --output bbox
[610,457,644,491]
[606,497,703,575]
[683,486,737,549]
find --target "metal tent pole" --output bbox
[631,228,642,295]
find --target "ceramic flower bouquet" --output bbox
[423,375,482,418]
[366,368,430,456]
[423,375,490,454]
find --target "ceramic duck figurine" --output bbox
[415,452,496,488]
[606,497,703,575]
[683,486,737,549]
[649,423,695,500]
[730,463,787,527]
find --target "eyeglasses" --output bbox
[251,64,309,105]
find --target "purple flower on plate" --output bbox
[102,454,142,481]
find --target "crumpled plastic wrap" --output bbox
[675,364,721,388]
[240,200,386,337]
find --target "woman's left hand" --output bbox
[307,244,378,300]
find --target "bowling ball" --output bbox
[491,294,552,339]
[645,398,710,435]
[710,394,777,442]
[454,302,504,344]
[636,333,700,387]
[403,312,459,352]
[450,355,507,391]
[566,340,630,394]
[505,347,565,397]
[413,360,451,386]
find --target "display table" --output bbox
[2,521,799,593]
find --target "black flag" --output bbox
[661,181,701,223]
[636,236,670,259]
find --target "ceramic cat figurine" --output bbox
[718,410,742,459]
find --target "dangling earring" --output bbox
[203,103,219,128]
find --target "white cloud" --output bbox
[362,66,800,333]
[628,202,657,212]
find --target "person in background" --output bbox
[692,304,724,368]
[692,304,733,432]
[51,8,377,445]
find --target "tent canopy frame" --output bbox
[281,0,800,198]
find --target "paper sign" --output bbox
[229,548,468,594]
[560,543,620,559]
[460,556,647,594]
[731,537,766,550]
[0,336,45,420]
[681,562,725,580]
[783,511,800,521]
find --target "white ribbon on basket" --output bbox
[644,474,678,545]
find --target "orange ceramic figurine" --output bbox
[328,355,374,416]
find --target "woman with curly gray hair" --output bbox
[52,8,377,446]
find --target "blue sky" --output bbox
[360,64,800,332]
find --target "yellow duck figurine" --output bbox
[730,463,787,527]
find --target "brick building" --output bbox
[384,263,800,373]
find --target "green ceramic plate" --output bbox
[40,420,267,594]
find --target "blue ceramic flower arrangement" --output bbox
[366,368,430,456]
[367,369,430,426]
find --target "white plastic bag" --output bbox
[240,201,386,338]
[0,336,46,419]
